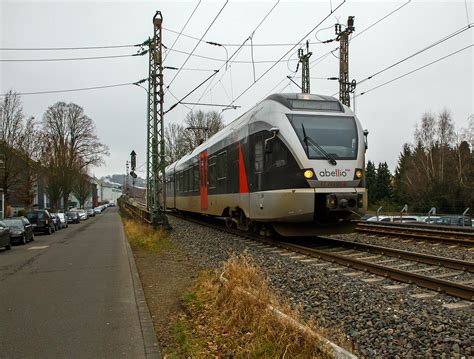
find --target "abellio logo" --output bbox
[319,169,349,178]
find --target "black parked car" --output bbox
[25,210,55,235]
[66,211,80,224]
[3,217,34,245]
[0,221,12,250]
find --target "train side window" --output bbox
[179,172,184,192]
[217,151,227,180]
[254,138,264,173]
[193,164,199,191]
[265,140,288,171]
[208,156,217,188]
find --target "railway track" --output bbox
[119,198,474,301]
[356,221,474,246]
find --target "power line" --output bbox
[0,52,146,62]
[263,0,411,99]
[163,0,202,62]
[194,0,281,107]
[163,26,326,47]
[357,23,473,86]
[358,44,473,97]
[0,44,140,51]
[223,0,346,109]
[164,47,297,63]
[0,81,142,96]
[166,1,229,92]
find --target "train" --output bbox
[164,93,368,236]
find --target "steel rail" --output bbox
[317,237,473,272]
[264,239,473,301]
[356,223,474,246]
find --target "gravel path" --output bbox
[168,216,473,358]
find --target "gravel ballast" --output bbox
[167,216,473,358]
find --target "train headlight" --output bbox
[303,169,314,179]
[355,169,363,179]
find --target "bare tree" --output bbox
[42,102,109,209]
[165,110,225,164]
[182,110,224,149]
[0,90,41,210]
[72,171,92,209]
[165,123,188,164]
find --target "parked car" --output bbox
[25,210,55,235]
[434,216,472,227]
[66,211,80,224]
[2,217,34,245]
[0,221,12,250]
[86,208,95,217]
[50,213,62,231]
[366,215,421,223]
[77,209,88,221]
[56,213,69,228]
[93,207,102,214]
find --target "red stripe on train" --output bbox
[238,143,249,193]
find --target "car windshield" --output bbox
[3,219,23,227]
[288,114,358,160]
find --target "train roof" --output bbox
[166,93,346,171]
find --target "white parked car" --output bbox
[56,213,69,228]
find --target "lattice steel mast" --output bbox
[336,16,356,107]
[150,11,169,228]
[298,40,312,94]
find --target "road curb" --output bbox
[121,223,162,359]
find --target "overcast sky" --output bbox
[1,0,473,179]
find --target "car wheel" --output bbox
[47,226,52,235]
[22,234,27,245]
[5,243,11,250]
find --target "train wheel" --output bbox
[225,217,235,229]
[236,212,250,232]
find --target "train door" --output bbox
[199,151,208,210]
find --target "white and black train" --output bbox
[165,93,368,236]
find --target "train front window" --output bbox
[288,114,358,160]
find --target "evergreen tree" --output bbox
[375,162,392,202]
[365,160,377,205]
[393,143,412,204]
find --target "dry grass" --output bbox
[166,253,345,358]
[122,217,173,252]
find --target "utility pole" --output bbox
[150,11,170,229]
[336,16,356,107]
[298,40,312,94]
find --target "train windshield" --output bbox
[288,114,358,160]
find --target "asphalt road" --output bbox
[0,207,160,358]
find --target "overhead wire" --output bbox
[222,0,346,109]
[0,44,140,51]
[263,0,411,100]
[0,52,147,62]
[165,0,229,93]
[163,0,201,62]
[0,81,142,96]
[357,23,473,86]
[163,26,326,47]
[193,0,281,107]
[358,44,473,97]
